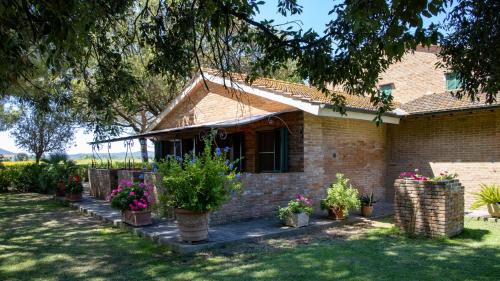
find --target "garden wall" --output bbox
[88,168,118,200]
[394,179,464,237]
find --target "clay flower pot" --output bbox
[122,210,152,227]
[283,212,310,228]
[65,192,82,202]
[174,208,209,242]
[56,181,66,197]
[361,205,374,217]
[328,207,345,220]
[487,203,500,218]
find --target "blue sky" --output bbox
[0,0,450,155]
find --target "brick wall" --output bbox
[379,48,447,103]
[394,179,464,237]
[303,113,388,201]
[156,81,295,130]
[88,168,118,200]
[387,109,500,208]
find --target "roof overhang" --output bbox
[89,111,295,144]
[146,72,401,130]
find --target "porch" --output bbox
[58,192,394,254]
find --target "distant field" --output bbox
[1,161,35,166]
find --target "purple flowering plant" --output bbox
[108,179,154,211]
[158,131,242,212]
[278,194,313,221]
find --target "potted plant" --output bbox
[158,133,241,242]
[278,194,313,227]
[471,184,500,218]
[320,173,360,220]
[109,179,154,227]
[65,175,83,202]
[359,192,376,217]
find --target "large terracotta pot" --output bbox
[487,203,500,218]
[328,207,345,220]
[122,210,152,227]
[361,205,374,217]
[174,208,209,242]
[65,192,82,202]
[56,181,66,196]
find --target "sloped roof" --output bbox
[202,68,378,112]
[401,92,499,115]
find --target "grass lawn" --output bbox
[1,193,499,281]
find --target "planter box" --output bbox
[283,212,310,227]
[394,179,464,237]
[65,193,82,202]
[88,168,118,200]
[122,210,152,227]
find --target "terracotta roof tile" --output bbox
[202,68,378,112]
[401,92,499,114]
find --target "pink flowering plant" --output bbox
[399,168,429,181]
[278,194,313,221]
[108,179,154,212]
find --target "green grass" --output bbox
[1,193,499,281]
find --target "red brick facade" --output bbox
[387,109,500,208]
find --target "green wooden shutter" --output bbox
[380,84,392,96]
[154,141,163,162]
[446,73,462,90]
[279,127,289,173]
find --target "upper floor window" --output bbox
[257,128,288,173]
[379,83,393,96]
[445,73,462,90]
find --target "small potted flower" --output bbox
[321,173,360,220]
[108,179,154,227]
[278,194,313,227]
[65,175,83,202]
[359,192,376,217]
[430,170,458,182]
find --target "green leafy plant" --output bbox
[320,173,360,216]
[157,132,242,213]
[277,194,313,221]
[359,192,376,207]
[430,170,458,182]
[471,184,500,209]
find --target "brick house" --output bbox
[134,47,499,224]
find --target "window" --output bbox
[379,84,393,96]
[446,73,462,90]
[257,128,288,173]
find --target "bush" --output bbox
[109,179,154,211]
[158,133,241,213]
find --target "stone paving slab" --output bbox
[56,194,394,254]
[465,210,499,223]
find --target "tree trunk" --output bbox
[35,153,42,164]
[139,138,149,163]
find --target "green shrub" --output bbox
[320,173,360,216]
[471,184,500,209]
[158,133,241,213]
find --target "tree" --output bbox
[11,103,75,164]
[1,0,498,124]
[14,153,29,161]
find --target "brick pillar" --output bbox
[394,179,464,237]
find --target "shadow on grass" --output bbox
[0,193,499,281]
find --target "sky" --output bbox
[0,0,450,155]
